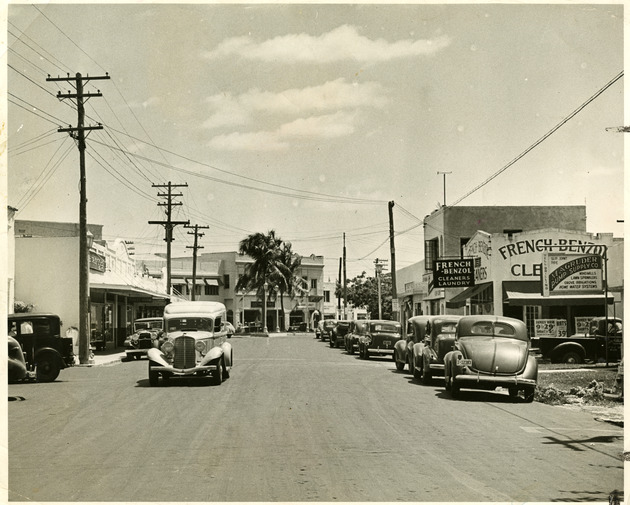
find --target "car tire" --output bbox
[450,378,461,398]
[148,365,159,387]
[421,362,432,385]
[523,387,535,403]
[329,339,334,348]
[36,355,60,382]
[508,387,519,398]
[559,351,583,365]
[395,358,405,371]
[212,359,223,386]
[413,358,422,381]
[348,342,355,355]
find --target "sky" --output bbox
[5,2,625,281]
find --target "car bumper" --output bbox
[428,363,445,373]
[454,373,536,389]
[366,347,395,355]
[150,364,219,376]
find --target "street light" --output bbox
[263,281,268,334]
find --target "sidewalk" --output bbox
[74,347,126,367]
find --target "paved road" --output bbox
[8,334,623,502]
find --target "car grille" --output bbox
[173,336,196,368]
[138,340,153,349]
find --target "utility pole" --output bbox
[343,233,347,320]
[185,224,209,301]
[374,258,388,320]
[437,171,452,206]
[337,257,342,318]
[388,201,398,321]
[47,72,110,365]
[148,182,189,297]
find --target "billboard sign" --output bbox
[433,258,474,288]
[541,253,603,296]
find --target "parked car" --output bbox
[8,335,28,383]
[8,313,74,382]
[344,321,363,354]
[419,316,462,384]
[319,320,337,344]
[331,320,351,349]
[394,315,439,378]
[357,320,403,360]
[147,301,233,387]
[443,315,537,402]
[123,317,163,360]
[288,322,308,332]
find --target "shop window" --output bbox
[470,284,493,315]
[205,285,219,296]
[172,284,185,296]
[524,305,541,338]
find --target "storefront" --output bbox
[448,229,622,337]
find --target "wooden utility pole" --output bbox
[148,182,189,297]
[388,201,398,320]
[337,257,342,317]
[47,72,110,365]
[185,224,209,301]
[437,171,452,206]
[343,233,347,320]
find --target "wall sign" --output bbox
[433,258,474,288]
[541,253,603,296]
[89,251,106,272]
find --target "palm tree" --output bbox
[271,242,302,331]
[235,230,285,330]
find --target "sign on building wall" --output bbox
[541,253,603,297]
[463,233,492,284]
[433,259,474,288]
[89,251,106,272]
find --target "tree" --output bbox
[340,272,393,320]
[235,230,302,331]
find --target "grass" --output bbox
[536,363,622,406]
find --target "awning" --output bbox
[504,290,614,306]
[446,282,492,309]
[185,278,205,285]
[204,279,219,286]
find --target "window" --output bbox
[311,279,317,290]
[324,290,330,302]
[425,238,439,271]
[223,274,230,289]
[172,284,185,296]
[205,285,219,296]
[524,305,541,338]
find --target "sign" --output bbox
[541,253,603,296]
[534,319,567,338]
[575,317,594,336]
[433,259,474,288]
[89,251,106,272]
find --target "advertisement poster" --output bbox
[534,319,567,338]
[541,253,603,297]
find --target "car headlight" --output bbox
[161,341,174,354]
[195,340,206,353]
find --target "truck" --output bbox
[532,316,622,364]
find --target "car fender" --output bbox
[220,341,233,368]
[523,354,538,381]
[444,350,463,376]
[200,345,224,366]
[550,342,586,360]
[147,347,170,367]
[412,342,425,362]
[394,340,407,362]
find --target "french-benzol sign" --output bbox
[541,253,603,296]
[434,259,474,288]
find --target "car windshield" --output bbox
[166,317,213,332]
[370,323,400,333]
[135,320,162,331]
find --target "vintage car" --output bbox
[330,320,351,349]
[419,316,462,384]
[123,317,163,360]
[147,301,233,387]
[8,335,28,383]
[288,322,308,332]
[394,315,445,378]
[319,319,337,345]
[8,313,74,382]
[443,315,537,402]
[344,321,363,354]
[357,320,403,360]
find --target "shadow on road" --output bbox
[135,376,224,388]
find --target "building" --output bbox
[142,251,326,331]
[6,206,18,313]
[450,228,623,337]
[421,205,588,315]
[13,220,169,351]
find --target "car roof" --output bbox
[457,315,527,337]
[164,301,226,318]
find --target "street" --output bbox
[8,334,623,502]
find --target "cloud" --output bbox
[203,25,451,63]
[208,111,357,151]
[203,79,388,129]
